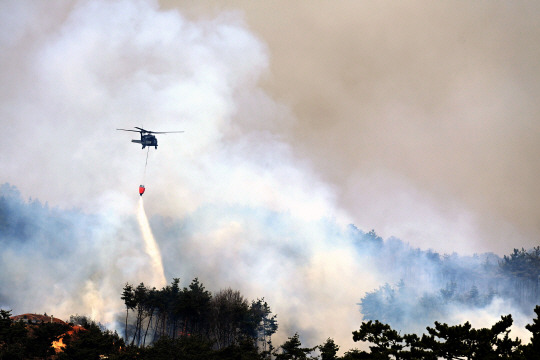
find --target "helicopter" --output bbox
[117,127,184,149]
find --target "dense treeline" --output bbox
[2,304,539,359]
[351,227,540,331]
[500,247,540,307]
[348,306,540,359]
[120,278,277,353]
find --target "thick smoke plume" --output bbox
[1,0,538,353]
[168,0,540,256]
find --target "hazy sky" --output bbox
[163,0,540,255]
[1,0,539,352]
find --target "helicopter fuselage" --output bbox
[132,134,158,149]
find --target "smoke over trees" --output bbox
[1,182,540,358]
[350,226,540,333]
[1,182,539,349]
[119,278,277,351]
[350,308,540,359]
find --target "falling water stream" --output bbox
[137,197,166,287]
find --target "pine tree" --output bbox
[352,320,404,359]
[319,338,339,360]
[274,333,314,360]
[523,305,540,359]
[121,283,136,341]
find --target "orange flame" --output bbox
[51,326,85,353]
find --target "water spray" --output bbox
[137,197,166,287]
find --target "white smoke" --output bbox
[0,0,535,354]
[0,0,362,349]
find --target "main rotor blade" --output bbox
[150,131,184,134]
[134,127,150,133]
[117,128,140,133]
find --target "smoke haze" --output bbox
[1,0,539,352]
[165,0,540,255]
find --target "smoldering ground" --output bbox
[0,0,538,353]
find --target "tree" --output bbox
[340,348,371,359]
[423,315,520,360]
[214,338,263,360]
[131,282,149,346]
[58,321,124,360]
[0,309,28,359]
[249,298,278,356]
[523,305,540,359]
[424,321,474,359]
[210,288,251,349]
[402,333,437,360]
[121,283,136,341]
[319,338,339,360]
[352,320,404,359]
[176,278,212,337]
[499,247,540,308]
[142,287,159,347]
[484,314,521,358]
[26,321,70,358]
[141,335,214,360]
[274,333,314,360]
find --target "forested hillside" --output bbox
[348,227,540,332]
[1,182,539,358]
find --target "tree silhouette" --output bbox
[211,288,251,349]
[319,338,340,360]
[274,333,314,360]
[353,313,523,359]
[352,320,404,359]
[523,305,540,359]
[0,309,28,359]
[250,298,278,356]
[121,283,136,341]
